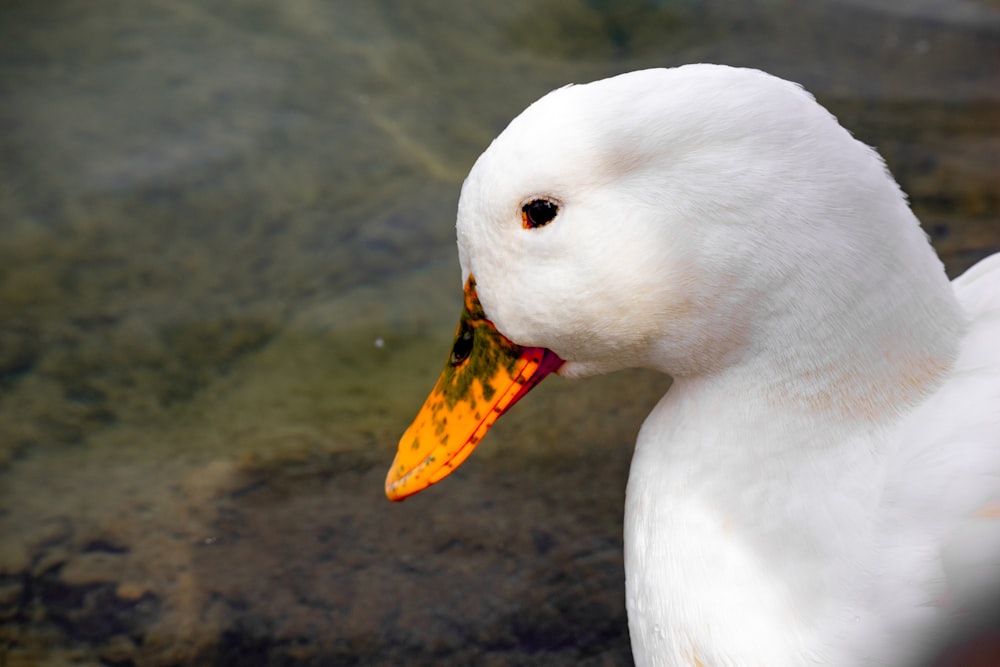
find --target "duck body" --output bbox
[626,251,1000,666]
[388,64,1000,666]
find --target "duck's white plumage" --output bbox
[454,65,1000,665]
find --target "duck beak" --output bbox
[385,276,563,501]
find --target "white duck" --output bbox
[385,64,1000,666]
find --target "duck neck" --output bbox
[623,243,965,664]
[681,220,964,428]
[630,242,964,569]
[624,372,892,665]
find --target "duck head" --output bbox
[386,64,957,500]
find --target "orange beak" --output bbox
[385,276,563,501]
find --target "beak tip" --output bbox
[386,481,419,502]
[384,462,406,502]
[384,481,403,502]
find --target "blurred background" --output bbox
[0,1,998,665]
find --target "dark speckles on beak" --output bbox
[385,276,564,501]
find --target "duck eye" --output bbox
[450,322,474,366]
[521,199,558,229]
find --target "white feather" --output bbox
[454,64,1000,666]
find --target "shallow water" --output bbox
[0,1,998,665]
